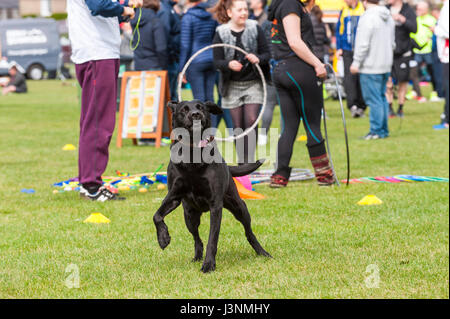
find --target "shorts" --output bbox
[392,55,412,83]
[221,80,264,109]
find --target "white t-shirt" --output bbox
[67,0,122,64]
[435,0,449,64]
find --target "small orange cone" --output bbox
[233,178,265,200]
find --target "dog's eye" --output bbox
[182,106,189,113]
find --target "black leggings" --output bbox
[272,57,326,178]
[230,104,260,164]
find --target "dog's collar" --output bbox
[171,135,215,149]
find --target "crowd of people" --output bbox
[65,0,448,201]
[119,0,449,133]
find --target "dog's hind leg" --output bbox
[183,203,203,262]
[224,192,272,258]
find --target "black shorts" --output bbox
[392,56,412,83]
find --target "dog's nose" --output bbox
[190,111,202,121]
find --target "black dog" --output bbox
[153,100,271,273]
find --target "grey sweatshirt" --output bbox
[352,5,396,74]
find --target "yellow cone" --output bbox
[297,135,307,142]
[357,195,383,206]
[83,213,111,224]
[62,144,77,151]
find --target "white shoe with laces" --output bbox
[80,186,125,201]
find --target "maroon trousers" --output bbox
[75,59,119,186]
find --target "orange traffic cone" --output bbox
[233,178,265,200]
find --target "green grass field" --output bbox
[0,79,448,298]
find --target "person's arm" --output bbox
[336,11,343,52]
[85,0,132,17]
[213,32,232,72]
[402,7,417,34]
[178,14,193,72]
[282,13,326,78]
[154,19,169,69]
[350,17,371,73]
[391,18,396,52]
[253,25,271,65]
[435,1,449,39]
[10,73,25,87]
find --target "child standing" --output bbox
[212,0,270,164]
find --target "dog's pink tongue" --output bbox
[198,139,209,148]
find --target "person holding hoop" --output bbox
[268,0,335,187]
[212,0,271,164]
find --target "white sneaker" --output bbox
[258,134,268,146]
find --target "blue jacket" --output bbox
[157,0,181,63]
[179,3,218,72]
[336,1,365,52]
[130,8,168,70]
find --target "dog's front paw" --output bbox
[201,259,216,273]
[156,224,171,250]
[192,256,203,262]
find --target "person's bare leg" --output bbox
[397,81,408,116]
[2,85,16,95]
[386,77,395,117]
[386,77,394,104]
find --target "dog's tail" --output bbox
[229,159,265,177]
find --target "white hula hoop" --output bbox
[178,43,267,142]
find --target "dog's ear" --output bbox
[205,101,223,115]
[167,101,179,113]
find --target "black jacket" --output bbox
[311,15,330,62]
[130,8,168,70]
[387,3,418,57]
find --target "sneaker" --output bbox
[397,109,404,118]
[362,133,381,140]
[258,134,268,146]
[433,123,449,130]
[406,91,417,100]
[350,105,360,118]
[270,174,289,188]
[429,91,444,102]
[389,109,397,118]
[80,186,125,201]
[415,96,427,103]
[355,107,365,118]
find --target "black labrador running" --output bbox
[153,100,271,273]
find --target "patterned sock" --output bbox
[310,154,335,186]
